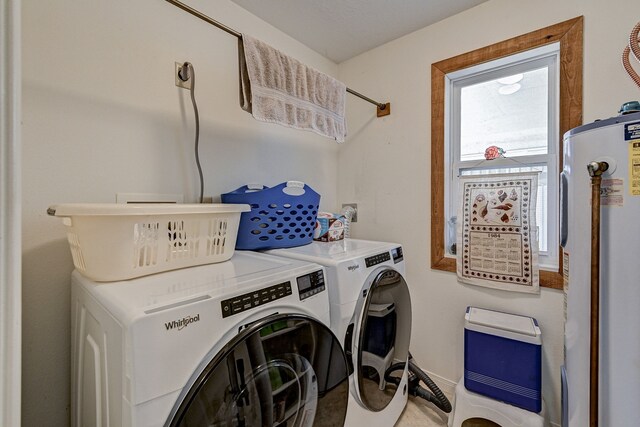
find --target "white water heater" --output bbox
[561,110,640,426]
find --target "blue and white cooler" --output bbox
[449,307,545,427]
[464,306,542,412]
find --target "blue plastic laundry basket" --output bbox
[221,181,320,250]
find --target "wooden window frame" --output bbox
[430,17,583,290]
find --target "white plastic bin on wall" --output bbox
[49,203,250,282]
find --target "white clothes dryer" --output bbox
[267,239,412,427]
[71,251,350,427]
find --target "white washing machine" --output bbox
[267,239,412,427]
[71,251,350,427]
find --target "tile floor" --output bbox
[395,396,526,427]
[395,396,450,426]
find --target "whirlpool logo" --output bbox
[165,314,200,331]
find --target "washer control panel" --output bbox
[221,281,292,318]
[392,246,404,263]
[296,270,325,300]
[365,251,391,268]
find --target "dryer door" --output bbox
[166,313,349,427]
[350,268,412,412]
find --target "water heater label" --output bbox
[625,122,640,141]
[601,178,624,206]
[630,141,640,196]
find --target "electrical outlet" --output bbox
[175,62,192,90]
[342,203,358,222]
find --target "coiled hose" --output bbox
[622,21,640,88]
[385,354,452,413]
[340,206,357,238]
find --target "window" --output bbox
[446,44,560,269]
[431,17,583,289]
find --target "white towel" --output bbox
[239,34,347,143]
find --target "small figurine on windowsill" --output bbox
[484,145,506,160]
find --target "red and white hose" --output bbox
[623,21,640,88]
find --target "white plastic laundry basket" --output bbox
[49,203,250,282]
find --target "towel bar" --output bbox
[164,0,390,116]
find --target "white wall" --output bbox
[338,0,640,424]
[21,0,339,425]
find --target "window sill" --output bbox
[431,255,563,290]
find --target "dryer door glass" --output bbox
[168,314,349,427]
[355,269,412,411]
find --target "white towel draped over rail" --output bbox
[239,34,347,142]
[163,0,391,119]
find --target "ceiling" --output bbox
[231,0,488,63]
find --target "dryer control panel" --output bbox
[392,246,404,263]
[296,270,325,300]
[365,251,391,268]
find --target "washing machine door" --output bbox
[166,313,349,427]
[348,268,412,412]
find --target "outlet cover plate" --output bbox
[175,62,192,90]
